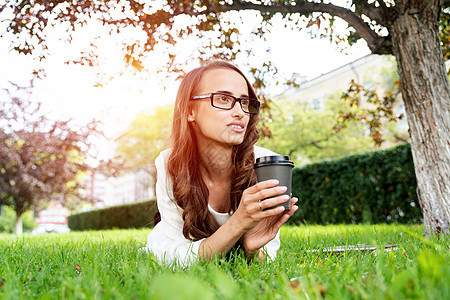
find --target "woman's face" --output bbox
[190,68,251,148]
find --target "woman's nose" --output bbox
[231,101,245,117]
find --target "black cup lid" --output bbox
[254,155,294,168]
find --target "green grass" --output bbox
[0,224,448,299]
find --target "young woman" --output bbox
[145,61,298,266]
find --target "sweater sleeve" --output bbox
[145,150,205,266]
[262,230,281,260]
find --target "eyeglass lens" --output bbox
[212,94,259,114]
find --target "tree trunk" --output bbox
[15,212,23,235]
[388,1,450,236]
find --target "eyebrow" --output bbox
[215,90,249,98]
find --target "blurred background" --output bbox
[0,2,420,234]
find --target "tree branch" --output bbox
[287,133,335,156]
[221,0,392,54]
[393,134,409,143]
[310,141,324,149]
[136,1,216,28]
[354,0,385,26]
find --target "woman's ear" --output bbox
[187,107,195,122]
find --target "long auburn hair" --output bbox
[167,61,260,241]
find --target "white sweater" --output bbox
[144,145,281,266]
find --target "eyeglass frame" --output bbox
[191,92,260,114]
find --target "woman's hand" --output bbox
[230,179,299,254]
[243,197,298,255]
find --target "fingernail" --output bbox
[272,179,279,185]
[279,186,287,191]
[282,195,290,200]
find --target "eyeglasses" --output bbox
[191,92,260,114]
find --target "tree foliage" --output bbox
[1,1,447,141]
[439,5,450,63]
[115,104,173,185]
[334,78,403,146]
[4,1,447,62]
[335,54,409,146]
[0,81,120,233]
[257,94,375,166]
[258,56,409,163]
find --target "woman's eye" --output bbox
[218,96,231,102]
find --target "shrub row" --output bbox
[68,199,159,231]
[289,143,422,225]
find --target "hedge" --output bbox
[68,198,159,231]
[289,143,422,225]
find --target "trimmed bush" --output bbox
[68,198,158,231]
[289,143,422,225]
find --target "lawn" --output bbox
[0,224,448,299]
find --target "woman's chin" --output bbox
[216,137,244,147]
[212,132,244,145]
[228,138,245,146]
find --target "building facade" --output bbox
[82,170,155,209]
[33,201,70,233]
[277,53,409,146]
[280,54,395,107]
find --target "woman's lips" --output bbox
[228,124,245,133]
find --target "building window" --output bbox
[312,98,322,110]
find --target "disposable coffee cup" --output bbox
[254,155,294,211]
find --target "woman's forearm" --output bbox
[198,217,245,260]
